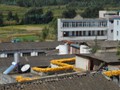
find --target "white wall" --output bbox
[0,53,7,58]
[113,19,120,40]
[75,56,89,70]
[58,19,63,41]
[80,45,91,54]
[57,19,108,41]
[59,36,107,41]
[56,44,68,55]
[107,20,114,40]
[99,11,107,18]
[31,51,38,56]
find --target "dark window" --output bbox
[79,31,82,36]
[7,53,14,57]
[117,31,119,36]
[63,31,69,37]
[101,31,104,36]
[88,31,91,36]
[76,31,79,36]
[72,31,75,36]
[22,52,31,56]
[38,52,46,56]
[117,21,119,25]
[83,31,86,36]
[111,30,113,33]
[92,31,95,36]
[76,23,78,27]
[110,20,114,23]
[97,31,100,36]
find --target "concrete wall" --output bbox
[75,56,89,70]
[107,20,114,40]
[113,19,120,40]
[57,19,108,41]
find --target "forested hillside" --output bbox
[0,0,120,7]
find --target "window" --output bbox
[63,31,69,37]
[97,31,100,36]
[78,22,82,27]
[63,22,69,27]
[83,31,86,36]
[101,30,104,36]
[117,21,119,25]
[7,53,14,57]
[88,31,91,36]
[76,31,79,36]
[22,52,31,56]
[69,31,72,36]
[72,31,75,36]
[92,31,95,36]
[72,22,75,27]
[38,52,46,56]
[111,30,113,33]
[79,31,82,36]
[117,31,119,36]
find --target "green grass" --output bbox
[0,24,48,41]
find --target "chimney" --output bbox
[14,52,20,63]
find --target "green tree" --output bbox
[81,5,103,18]
[14,13,19,23]
[43,11,53,23]
[0,12,3,26]
[62,9,77,18]
[91,36,99,53]
[7,11,13,21]
[16,0,31,7]
[23,8,43,24]
[41,27,49,40]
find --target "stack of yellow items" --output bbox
[16,76,33,82]
[103,70,120,77]
[32,57,75,73]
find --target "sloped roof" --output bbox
[71,40,119,48]
[76,52,120,63]
[0,73,119,90]
[0,54,75,72]
[0,41,64,52]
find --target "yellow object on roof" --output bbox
[103,70,120,77]
[32,57,75,73]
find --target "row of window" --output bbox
[62,21,107,28]
[63,30,107,37]
[7,52,46,57]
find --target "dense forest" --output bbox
[0,0,120,7]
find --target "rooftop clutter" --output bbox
[32,58,75,73]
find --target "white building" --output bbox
[58,11,120,41]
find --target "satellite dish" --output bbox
[21,64,30,72]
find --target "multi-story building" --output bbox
[57,11,120,41]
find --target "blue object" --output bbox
[3,63,17,75]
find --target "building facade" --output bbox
[58,11,120,41]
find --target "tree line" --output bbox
[0,7,54,26]
[0,0,120,7]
